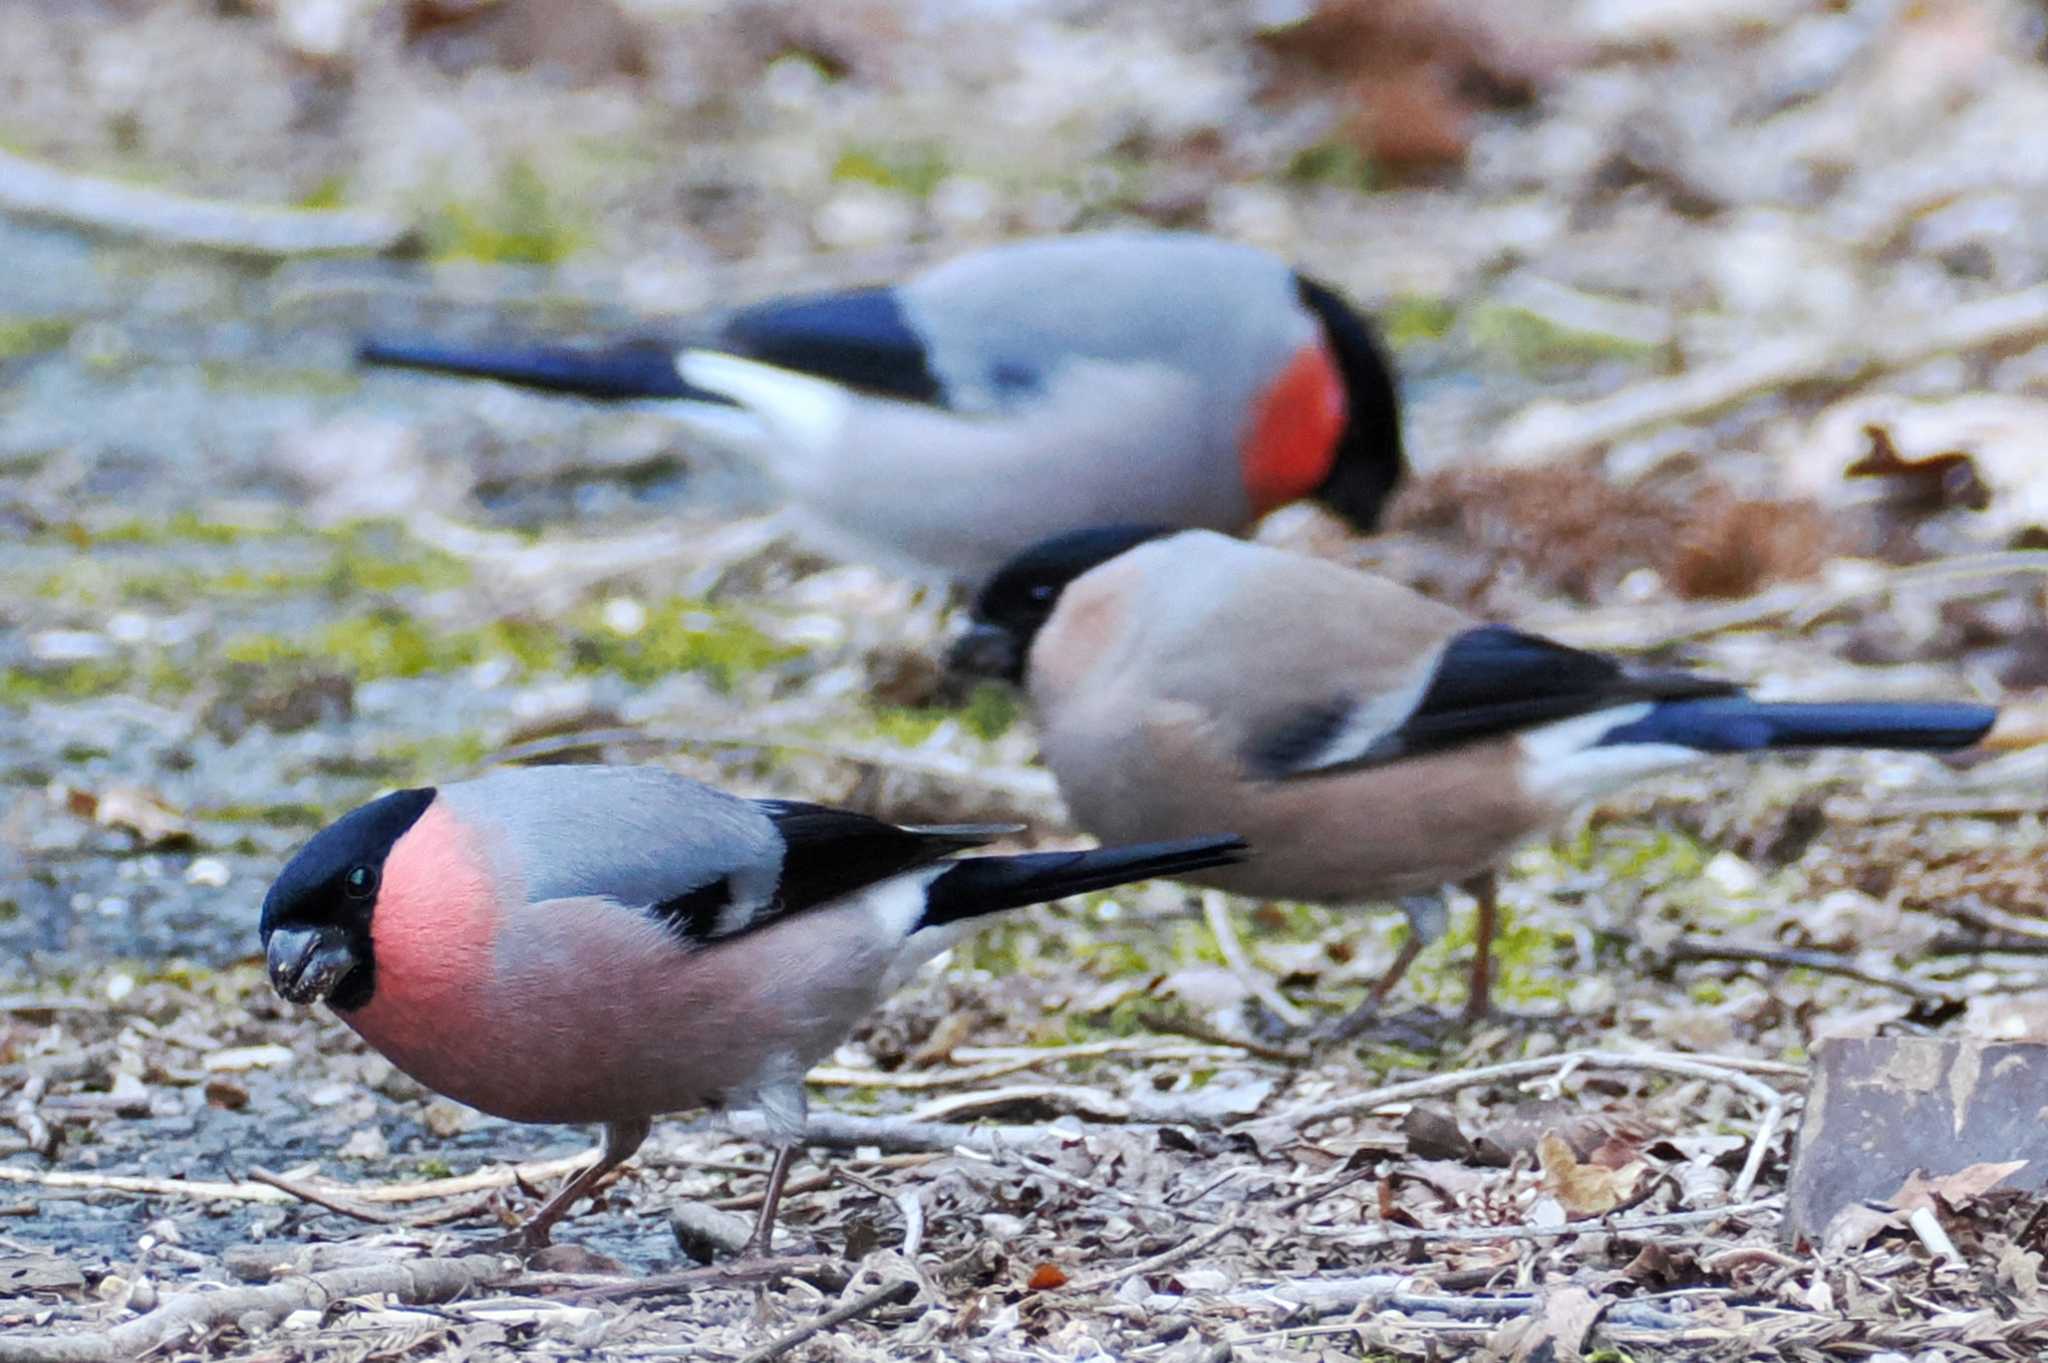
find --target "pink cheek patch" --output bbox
[356,801,500,1028]
[1241,341,1349,514]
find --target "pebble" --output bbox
[204,1044,296,1072]
[184,857,230,888]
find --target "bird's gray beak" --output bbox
[265,925,358,1005]
[946,624,1021,683]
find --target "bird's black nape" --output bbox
[953,524,1178,683]
[1295,275,1406,532]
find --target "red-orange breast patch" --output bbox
[1240,341,1348,513]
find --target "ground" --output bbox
[5,0,2048,1358]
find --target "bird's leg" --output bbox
[489,1116,651,1252]
[1310,891,1446,1043]
[1460,870,1500,1022]
[735,1143,801,1259]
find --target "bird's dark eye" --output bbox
[1029,584,1055,602]
[343,865,377,899]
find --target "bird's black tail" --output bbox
[919,835,1248,928]
[357,336,726,403]
[1599,698,1997,753]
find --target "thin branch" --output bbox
[798,1111,1071,1153]
[1063,1218,1247,1295]
[1301,1196,1782,1247]
[806,1039,1251,1091]
[1947,896,2048,944]
[1137,1010,1312,1065]
[1659,941,1959,1004]
[736,1278,918,1363]
[1242,1049,1793,1201]
[0,147,411,256]
[0,1255,507,1363]
[531,1255,846,1301]
[1202,890,1312,1029]
[0,1153,594,1209]
[245,1167,400,1225]
[1493,285,2048,466]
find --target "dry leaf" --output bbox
[1821,1202,1904,1256]
[1027,1263,1068,1291]
[1537,1131,1647,1217]
[203,1078,250,1111]
[1997,1242,2042,1300]
[53,782,197,850]
[1891,1160,2029,1213]
[1507,1284,1603,1362]
[1790,394,2048,544]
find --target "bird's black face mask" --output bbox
[949,524,1178,684]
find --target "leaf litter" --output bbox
[7,0,2048,1357]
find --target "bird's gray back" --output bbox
[902,232,1312,414]
[436,766,783,913]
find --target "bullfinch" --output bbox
[950,526,1998,1038]
[357,231,1403,584]
[259,763,1245,1253]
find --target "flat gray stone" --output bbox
[1785,1035,2048,1245]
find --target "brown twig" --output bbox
[0,1254,507,1363]
[1242,1049,1795,1200]
[1658,940,1960,1004]
[0,1153,593,1209]
[1064,1219,1248,1295]
[545,1255,846,1301]
[1302,1196,1782,1247]
[1137,1010,1312,1065]
[245,1167,402,1225]
[1494,287,2048,466]
[736,1278,919,1363]
[1947,896,2048,944]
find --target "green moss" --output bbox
[377,732,493,783]
[297,175,347,210]
[1380,295,1458,348]
[0,316,76,358]
[321,539,472,596]
[570,598,800,690]
[832,142,951,197]
[224,611,564,682]
[1467,302,1658,370]
[90,511,267,547]
[869,685,1019,747]
[213,594,792,693]
[192,801,331,828]
[426,159,585,266]
[0,663,138,706]
[1285,139,1378,193]
[1062,992,1155,1041]
[416,1158,454,1179]
[199,360,359,397]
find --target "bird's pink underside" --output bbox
[341,802,893,1124]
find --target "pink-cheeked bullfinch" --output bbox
[260,763,1245,1253]
[951,526,1998,1039]
[357,231,1403,585]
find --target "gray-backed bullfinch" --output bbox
[950,526,1998,1038]
[357,231,1403,585]
[259,764,1245,1254]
